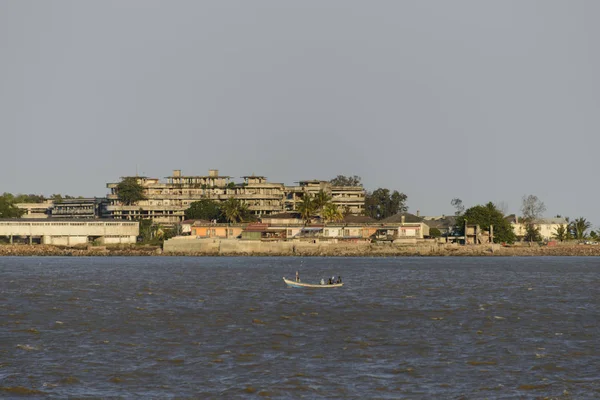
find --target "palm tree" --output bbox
[572,217,591,240]
[221,197,247,223]
[552,224,571,242]
[313,189,332,217]
[323,203,343,223]
[296,194,315,224]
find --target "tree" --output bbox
[329,175,362,187]
[185,199,222,221]
[117,177,146,205]
[0,195,24,218]
[553,224,571,242]
[137,219,153,242]
[456,202,516,244]
[429,228,442,238]
[572,217,592,240]
[524,224,542,242]
[220,197,249,223]
[342,205,352,217]
[451,198,465,216]
[13,194,46,203]
[296,194,316,223]
[364,188,408,220]
[49,194,77,204]
[521,195,546,242]
[313,189,332,217]
[323,203,343,223]
[521,195,546,220]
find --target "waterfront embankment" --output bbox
[0,244,161,257]
[2,241,600,257]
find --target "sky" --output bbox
[1,1,598,227]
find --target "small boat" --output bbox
[283,277,343,288]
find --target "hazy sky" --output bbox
[1,1,598,226]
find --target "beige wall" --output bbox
[512,223,564,240]
[0,220,139,244]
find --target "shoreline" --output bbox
[1,243,600,257]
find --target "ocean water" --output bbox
[1,256,599,399]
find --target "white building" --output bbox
[0,219,139,246]
[509,216,568,241]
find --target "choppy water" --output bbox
[1,256,599,399]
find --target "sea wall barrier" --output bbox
[162,238,600,257]
[1,241,600,257]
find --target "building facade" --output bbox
[509,216,568,241]
[15,201,53,218]
[105,169,366,225]
[50,198,106,219]
[0,219,139,245]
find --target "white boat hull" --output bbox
[283,277,343,288]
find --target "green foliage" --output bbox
[553,224,571,242]
[342,205,352,217]
[429,227,442,238]
[364,188,408,220]
[572,217,591,240]
[296,194,316,223]
[520,194,546,242]
[329,175,362,187]
[313,189,332,216]
[0,195,25,218]
[524,224,542,242]
[49,194,76,204]
[138,219,153,242]
[227,182,236,189]
[456,202,516,244]
[220,197,250,223]
[323,203,343,222]
[185,199,222,221]
[13,194,46,203]
[117,177,146,205]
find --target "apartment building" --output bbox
[105,169,366,225]
[285,180,365,215]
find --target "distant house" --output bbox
[180,219,209,235]
[378,212,430,239]
[421,215,456,236]
[190,221,243,239]
[506,215,568,241]
[296,226,324,240]
[241,223,287,241]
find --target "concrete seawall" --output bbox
[162,238,600,257]
[2,241,600,257]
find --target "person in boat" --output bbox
[320,278,325,285]
[336,276,342,284]
[328,277,333,285]
[296,271,300,282]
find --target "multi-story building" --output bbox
[15,201,53,218]
[106,170,232,225]
[231,176,287,215]
[105,169,366,225]
[50,198,106,219]
[284,180,365,215]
